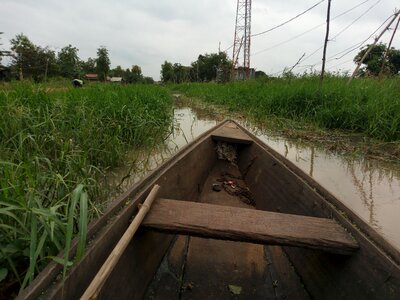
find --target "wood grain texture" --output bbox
[211,122,253,144]
[81,185,160,300]
[235,124,400,299]
[17,123,219,300]
[143,199,358,255]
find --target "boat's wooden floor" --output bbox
[145,160,309,299]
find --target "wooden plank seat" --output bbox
[211,122,253,144]
[142,199,359,255]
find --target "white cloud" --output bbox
[1,0,399,79]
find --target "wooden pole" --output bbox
[286,53,306,74]
[349,11,400,83]
[44,58,49,82]
[320,0,332,86]
[81,184,160,300]
[379,14,400,78]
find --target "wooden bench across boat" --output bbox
[18,120,400,299]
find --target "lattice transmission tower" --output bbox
[232,0,252,80]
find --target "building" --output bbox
[0,65,10,81]
[85,73,98,81]
[109,77,123,83]
[232,67,255,81]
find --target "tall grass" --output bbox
[0,83,172,295]
[172,76,400,142]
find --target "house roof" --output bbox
[109,77,123,82]
[85,73,98,79]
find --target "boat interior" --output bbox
[145,158,310,299]
[19,121,400,300]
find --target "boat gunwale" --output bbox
[18,119,400,299]
[17,119,230,300]
[233,121,400,267]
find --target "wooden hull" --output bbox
[18,120,400,299]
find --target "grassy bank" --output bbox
[0,83,172,295]
[172,77,400,142]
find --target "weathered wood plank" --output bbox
[211,122,253,144]
[143,199,359,255]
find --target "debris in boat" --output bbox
[217,173,255,206]
[227,180,237,189]
[228,284,242,295]
[212,183,222,192]
[216,142,237,165]
[182,281,194,291]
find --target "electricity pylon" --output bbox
[232,0,252,80]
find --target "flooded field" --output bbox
[115,97,400,251]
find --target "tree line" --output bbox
[354,43,400,77]
[0,33,153,83]
[2,32,399,83]
[159,43,400,83]
[160,52,233,83]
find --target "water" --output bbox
[114,98,400,251]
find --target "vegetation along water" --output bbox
[0,83,172,295]
[172,76,400,143]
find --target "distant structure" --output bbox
[85,73,98,81]
[232,0,252,80]
[109,77,123,83]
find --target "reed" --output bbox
[172,76,400,142]
[0,82,172,294]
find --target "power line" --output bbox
[327,58,354,70]
[332,0,382,40]
[252,0,372,57]
[270,11,394,76]
[350,10,400,80]
[296,13,395,70]
[222,0,327,53]
[299,0,382,64]
[328,12,393,61]
[251,0,326,37]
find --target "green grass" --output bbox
[0,83,172,294]
[171,76,400,142]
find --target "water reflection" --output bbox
[171,100,400,250]
[111,98,400,250]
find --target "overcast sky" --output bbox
[1,0,399,79]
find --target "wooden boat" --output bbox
[18,120,400,299]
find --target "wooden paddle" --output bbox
[81,184,160,300]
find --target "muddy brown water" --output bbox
[113,98,400,252]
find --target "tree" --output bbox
[81,57,96,74]
[255,70,268,78]
[354,43,400,76]
[9,33,57,81]
[0,32,6,64]
[143,76,154,84]
[125,68,132,83]
[130,65,143,83]
[58,44,80,78]
[37,47,58,81]
[10,33,37,80]
[0,32,11,81]
[160,61,174,83]
[172,63,190,83]
[191,52,231,82]
[96,46,110,81]
[110,65,124,77]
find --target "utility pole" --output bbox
[44,58,49,82]
[232,0,252,80]
[320,0,332,86]
[349,11,400,83]
[287,53,306,74]
[379,14,400,78]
